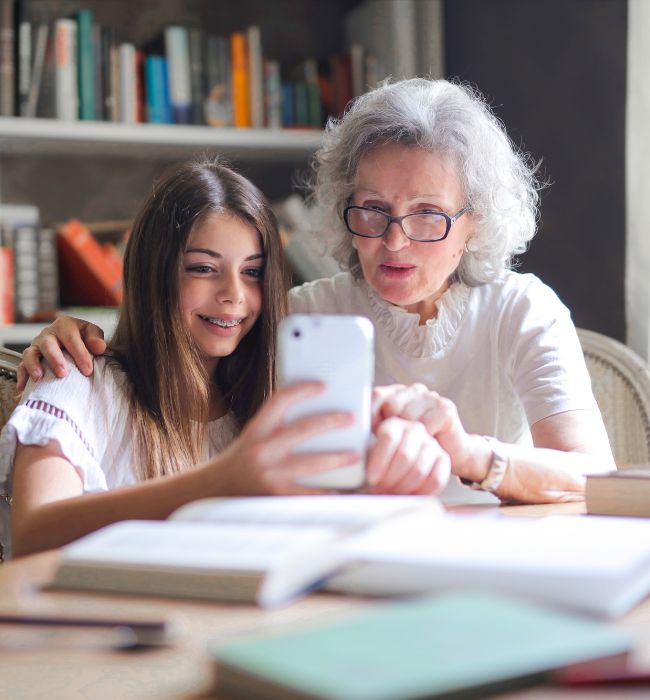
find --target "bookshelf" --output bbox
[0,0,443,349]
[0,117,323,161]
[0,310,118,347]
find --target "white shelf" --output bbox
[0,310,119,347]
[0,117,323,161]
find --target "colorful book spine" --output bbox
[76,8,96,120]
[144,54,169,124]
[303,58,322,128]
[100,26,116,121]
[13,225,39,322]
[118,42,137,123]
[92,23,103,120]
[135,48,145,122]
[246,25,263,128]
[109,35,120,121]
[0,0,14,116]
[263,59,281,129]
[37,227,59,315]
[25,22,49,118]
[0,227,14,324]
[164,26,192,124]
[54,18,78,121]
[230,32,250,128]
[17,19,31,116]
[204,35,231,127]
[281,81,294,127]
[188,27,205,125]
[293,82,309,128]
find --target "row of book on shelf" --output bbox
[0,2,386,129]
[0,204,126,326]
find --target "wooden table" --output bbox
[2,502,650,700]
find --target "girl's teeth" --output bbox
[202,316,242,327]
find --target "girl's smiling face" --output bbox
[351,143,473,322]
[180,212,264,373]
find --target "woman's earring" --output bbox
[465,237,479,253]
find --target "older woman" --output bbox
[19,79,614,503]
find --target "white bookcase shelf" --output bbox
[0,310,119,348]
[0,118,323,161]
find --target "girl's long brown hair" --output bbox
[108,158,289,479]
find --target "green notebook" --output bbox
[211,592,631,700]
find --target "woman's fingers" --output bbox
[18,318,106,387]
[403,442,451,495]
[367,417,451,495]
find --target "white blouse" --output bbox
[289,271,598,504]
[0,357,239,558]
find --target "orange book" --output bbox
[57,219,123,306]
[230,32,251,127]
[0,246,14,324]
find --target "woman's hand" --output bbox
[365,416,451,495]
[17,316,107,390]
[372,384,492,484]
[210,382,361,496]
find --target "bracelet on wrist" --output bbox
[461,436,509,494]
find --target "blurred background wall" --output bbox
[445,0,627,343]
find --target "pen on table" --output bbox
[0,612,173,648]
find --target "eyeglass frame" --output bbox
[342,204,471,243]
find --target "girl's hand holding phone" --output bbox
[212,382,360,496]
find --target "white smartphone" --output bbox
[277,314,375,490]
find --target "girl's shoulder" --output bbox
[22,354,124,401]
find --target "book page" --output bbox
[341,514,650,573]
[61,520,339,571]
[170,495,441,530]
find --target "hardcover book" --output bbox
[212,592,632,700]
[47,495,650,619]
[49,496,439,608]
[57,219,123,306]
[230,31,250,127]
[586,466,650,517]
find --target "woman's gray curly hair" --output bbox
[308,78,541,286]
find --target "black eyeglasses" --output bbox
[343,205,471,243]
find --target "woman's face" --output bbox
[351,143,472,322]
[180,212,264,373]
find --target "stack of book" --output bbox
[0,210,126,325]
[0,204,58,324]
[586,466,650,517]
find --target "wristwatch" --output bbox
[462,436,509,494]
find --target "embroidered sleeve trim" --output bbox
[24,399,96,460]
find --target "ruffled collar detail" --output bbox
[364,280,471,358]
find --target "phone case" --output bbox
[278,314,375,490]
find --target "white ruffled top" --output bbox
[363,277,471,359]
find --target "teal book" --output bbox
[76,8,95,120]
[212,592,631,700]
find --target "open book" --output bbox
[328,512,650,618]
[50,497,650,617]
[49,495,440,608]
